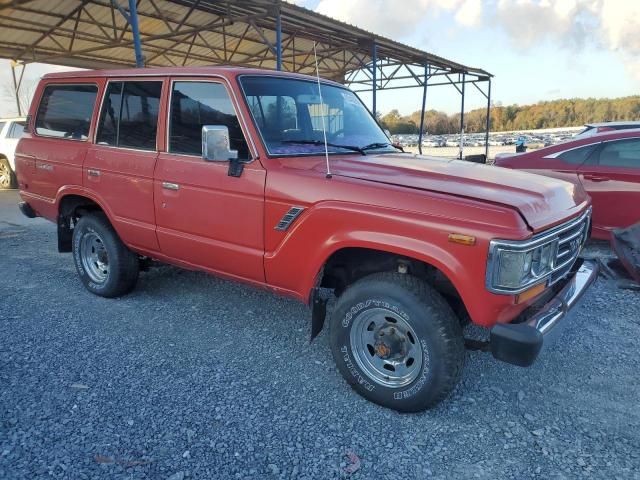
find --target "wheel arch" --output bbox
[56,191,116,253]
[309,242,473,340]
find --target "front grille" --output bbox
[549,209,591,285]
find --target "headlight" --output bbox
[487,239,558,293]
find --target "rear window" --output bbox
[35,84,98,139]
[557,144,598,164]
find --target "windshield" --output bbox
[240,76,395,156]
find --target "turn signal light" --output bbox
[448,233,476,246]
[515,282,547,304]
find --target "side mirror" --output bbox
[202,125,238,162]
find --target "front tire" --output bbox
[329,272,464,412]
[72,213,139,297]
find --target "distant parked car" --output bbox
[421,138,443,147]
[0,117,26,189]
[495,129,640,240]
[575,121,640,139]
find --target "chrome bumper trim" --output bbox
[525,259,599,335]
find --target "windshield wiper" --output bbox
[281,140,366,155]
[361,142,405,153]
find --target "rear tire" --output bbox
[72,213,139,297]
[329,272,464,412]
[0,158,16,189]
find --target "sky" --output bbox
[1,0,639,117]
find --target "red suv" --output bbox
[16,67,597,411]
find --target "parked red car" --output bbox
[495,129,640,240]
[16,67,597,411]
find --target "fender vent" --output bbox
[275,206,305,231]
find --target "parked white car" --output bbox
[0,117,26,189]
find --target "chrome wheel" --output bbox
[80,232,109,283]
[0,162,11,188]
[349,307,423,388]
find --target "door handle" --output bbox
[87,169,101,177]
[583,174,609,182]
[162,182,180,191]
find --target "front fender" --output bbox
[264,201,523,327]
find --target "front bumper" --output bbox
[489,259,599,367]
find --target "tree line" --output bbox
[378,96,640,134]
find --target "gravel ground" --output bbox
[1,190,639,480]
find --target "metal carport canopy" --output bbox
[0,0,493,157]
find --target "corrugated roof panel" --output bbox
[0,0,491,84]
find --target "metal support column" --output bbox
[418,65,428,155]
[276,8,282,70]
[459,73,465,160]
[484,79,492,160]
[371,41,377,117]
[128,0,144,67]
[10,60,25,117]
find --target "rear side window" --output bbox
[35,85,97,139]
[557,144,598,164]
[0,122,6,135]
[597,139,640,169]
[7,121,26,139]
[169,81,249,159]
[97,81,162,151]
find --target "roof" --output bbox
[0,0,491,88]
[591,127,640,138]
[42,65,346,86]
[585,121,640,128]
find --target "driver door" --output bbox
[154,78,266,283]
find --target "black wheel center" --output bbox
[374,326,407,360]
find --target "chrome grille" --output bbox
[549,209,591,285]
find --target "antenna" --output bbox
[313,41,332,179]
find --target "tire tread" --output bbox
[73,213,139,297]
[330,272,465,411]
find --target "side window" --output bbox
[169,81,249,159]
[7,121,26,139]
[557,144,598,164]
[35,84,98,139]
[597,139,640,169]
[96,82,123,146]
[96,81,162,151]
[0,122,6,136]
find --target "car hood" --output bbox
[323,154,589,232]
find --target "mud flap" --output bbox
[611,223,640,284]
[310,287,333,341]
